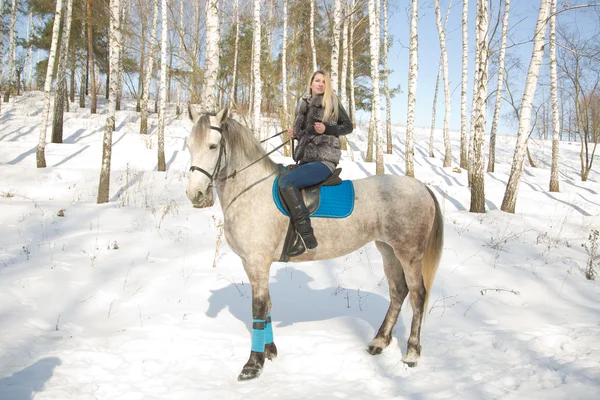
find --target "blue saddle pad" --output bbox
[272,177,355,218]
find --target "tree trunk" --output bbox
[87,0,97,113]
[37,0,64,168]
[405,0,418,177]
[52,0,74,144]
[470,0,488,213]
[231,0,239,106]
[281,0,291,157]
[158,0,167,172]
[331,0,342,92]
[340,4,349,111]
[252,0,262,139]
[348,0,356,126]
[204,0,219,113]
[460,0,469,169]
[98,0,122,204]
[549,0,560,192]
[3,0,17,103]
[383,0,391,155]
[79,0,86,108]
[26,12,34,91]
[116,0,127,111]
[310,0,317,72]
[501,0,551,213]
[488,0,511,173]
[429,58,441,158]
[434,0,453,168]
[141,0,158,134]
[367,0,383,174]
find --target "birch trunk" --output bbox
[549,0,560,192]
[460,0,468,169]
[204,0,219,113]
[310,0,317,71]
[140,0,158,134]
[383,0,391,154]
[501,0,551,213]
[331,0,342,92]
[0,0,5,107]
[282,0,291,157]
[405,0,418,177]
[79,1,86,108]
[52,0,74,144]
[26,12,33,90]
[252,0,262,139]
[368,0,383,174]
[231,0,239,106]
[37,0,64,168]
[487,0,511,173]
[470,0,488,213]
[434,0,452,167]
[98,0,122,203]
[348,0,356,125]
[429,58,442,158]
[3,0,17,103]
[340,4,349,111]
[87,0,97,113]
[157,0,167,171]
[116,0,127,111]
[177,0,184,115]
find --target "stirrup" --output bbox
[287,233,307,257]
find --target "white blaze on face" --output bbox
[186,117,223,205]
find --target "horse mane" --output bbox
[221,117,279,175]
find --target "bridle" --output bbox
[189,124,290,186]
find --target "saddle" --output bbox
[275,165,349,263]
[277,164,343,215]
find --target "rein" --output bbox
[189,126,290,183]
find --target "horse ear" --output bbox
[188,103,200,122]
[216,108,228,124]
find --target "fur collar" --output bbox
[306,94,324,108]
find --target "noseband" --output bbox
[189,125,226,186]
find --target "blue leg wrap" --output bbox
[265,314,274,345]
[251,319,266,353]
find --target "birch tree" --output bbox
[282,0,291,156]
[501,0,551,213]
[116,0,127,111]
[348,0,356,124]
[549,0,560,192]
[470,0,488,213]
[230,0,239,106]
[460,0,468,169]
[368,0,383,174]
[140,0,158,134]
[87,0,97,113]
[340,3,349,111]
[434,0,452,168]
[0,0,5,105]
[3,0,17,103]
[487,0,511,173]
[383,0,392,154]
[429,58,442,158]
[158,0,167,172]
[51,0,74,144]
[331,0,342,92]
[310,0,317,71]
[79,0,86,108]
[98,0,122,204]
[405,0,418,177]
[26,11,33,90]
[37,0,64,168]
[204,0,219,112]
[252,0,262,139]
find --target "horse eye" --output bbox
[209,144,218,150]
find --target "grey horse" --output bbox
[185,108,444,381]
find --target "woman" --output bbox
[279,70,353,257]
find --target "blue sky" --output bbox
[383,0,543,135]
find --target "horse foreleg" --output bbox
[238,258,274,381]
[368,242,409,355]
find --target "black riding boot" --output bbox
[280,185,318,256]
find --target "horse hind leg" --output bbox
[399,253,427,367]
[368,241,409,355]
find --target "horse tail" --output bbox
[422,187,444,313]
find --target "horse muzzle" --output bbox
[189,189,215,208]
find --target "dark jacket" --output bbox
[293,94,353,165]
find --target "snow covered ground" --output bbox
[0,92,598,399]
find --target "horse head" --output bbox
[186,106,228,208]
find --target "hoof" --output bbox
[238,366,262,381]
[402,359,418,368]
[265,343,278,361]
[402,353,419,367]
[367,345,383,355]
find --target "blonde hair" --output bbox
[308,70,339,123]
